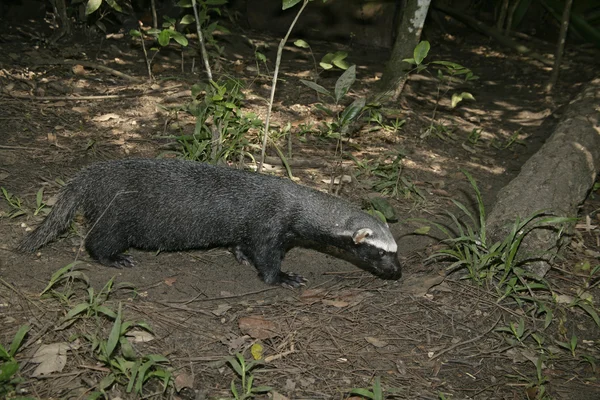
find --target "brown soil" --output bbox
[1,14,600,400]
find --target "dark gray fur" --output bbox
[18,159,401,286]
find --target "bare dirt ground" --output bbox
[1,14,600,400]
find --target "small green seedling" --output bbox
[555,334,578,358]
[226,353,271,399]
[33,187,51,216]
[0,325,30,397]
[1,187,26,218]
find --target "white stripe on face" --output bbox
[365,235,398,253]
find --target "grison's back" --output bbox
[75,160,305,244]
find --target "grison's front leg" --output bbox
[234,243,307,288]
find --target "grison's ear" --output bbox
[352,228,373,245]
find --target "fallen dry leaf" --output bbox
[126,329,154,343]
[92,113,120,122]
[365,336,388,348]
[401,272,445,296]
[322,299,349,308]
[174,372,194,392]
[31,342,69,377]
[164,277,177,286]
[238,315,278,340]
[212,304,232,316]
[299,288,325,304]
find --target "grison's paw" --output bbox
[279,272,308,289]
[100,254,136,268]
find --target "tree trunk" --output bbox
[374,0,431,102]
[487,77,600,277]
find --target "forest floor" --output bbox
[1,13,600,400]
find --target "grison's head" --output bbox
[336,218,402,280]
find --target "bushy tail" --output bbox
[17,184,81,252]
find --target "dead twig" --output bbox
[4,84,182,101]
[33,59,143,82]
[430,316,501,360]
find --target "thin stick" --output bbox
[546,0,573,92]
[138,21,153,81]
[191,0,212,81]
[430,317,501,360]
[258,0,310,173]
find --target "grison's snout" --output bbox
[371,252,402,280]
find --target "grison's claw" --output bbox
[279,272,308,289]
[104,254,136,268]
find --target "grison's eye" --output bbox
[378,250,385,257]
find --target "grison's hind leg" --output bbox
[84,226,134,268]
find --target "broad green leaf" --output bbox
[41,261,82,295]
[226,355,243,376]
[334,64,356,103]
[451,92,475,108]
[340,97,365,125]
[171,31,189,46]
[255,51,266,62]
[300,79,331,97]
[98,374,116,390]
[282,0,302,10]
[0,360,18,381]
[369,196,397,221]
[575,302,600,327]
[9,325,30,357]
[319,62,333,70]
[146,354,170,363]
[105,0,122,12]
[179,14,195,25]
[294,39,310,48]
[333,57,350,70]
[85,0,103,16]
[64,302,90,320]
[349,388,375,397]
[119,336,136,360]
[158,30,171,46]
[106,303,123,357]
[36,187,44,207]
[177,0,192,7]
[96,306,117,319]
[413,40,430,65]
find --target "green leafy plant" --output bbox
[403,41,477,138]
[507,354,549,400]
[225,353,271,399]
[366,110,406,133]
[301,65,366,136]
[1,187,26,218]
[90,303,172,396]
[349,376,401,399]
[415,171,572,298]
[350,152,425,201]
[33,187,51,216]
[44,266,170,396]
[294,39,349,83]
[172,78,262,164]
[496,317,530,345]
[0,325,30,398]
[177,0,229,57]
[556,333,578,358]
[349,376,384,400]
